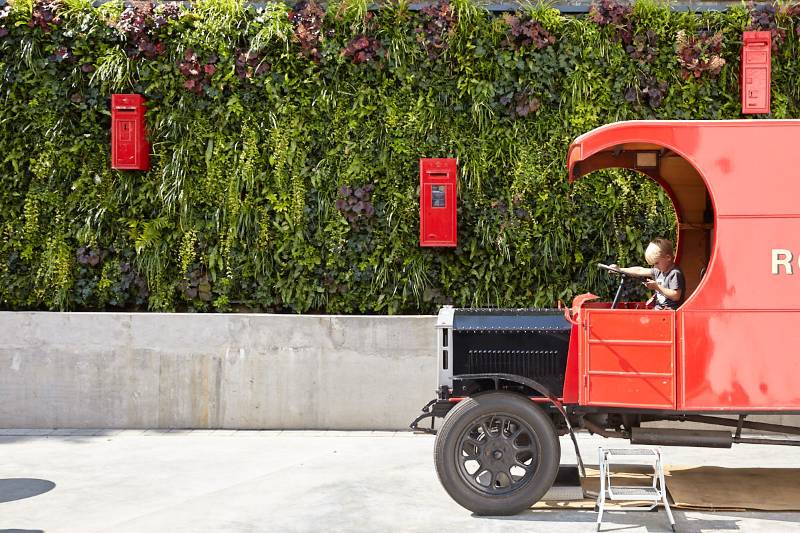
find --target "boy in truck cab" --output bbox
[612,238,685,310]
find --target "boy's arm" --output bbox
[657,271,684,302]
[611,265,652,277]
[652,284,682,302]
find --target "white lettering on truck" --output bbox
[772,249,794,275]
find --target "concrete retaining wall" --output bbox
[0,312,438,429]
[0,312,798,430]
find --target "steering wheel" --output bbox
[596,263,637,309]
[597,263,650,278]
[597,263,624,276]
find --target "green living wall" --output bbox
[1,0,799,313]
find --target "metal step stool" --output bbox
[596,447,675,532]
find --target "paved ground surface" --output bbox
[0,430,799,533]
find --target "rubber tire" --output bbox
[434,392,561,515]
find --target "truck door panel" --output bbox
[581,309,676,409]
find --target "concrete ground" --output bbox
[0,431,799,533]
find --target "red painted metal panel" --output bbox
[682,310,800,410]
[567,119,800,412]
[586,376,675,409]
[561,323,580,404]
[689,217,800,311]
[588,343,673,375]
[420,158,457,247]
[741,31,771,115]
[111,94,150,171]
[676,311,685,409]
[678,216,800,409]
[581,309,676,409]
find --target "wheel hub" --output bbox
[456,414,540,496]
[485,439,511,467]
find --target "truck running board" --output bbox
[631,427,800,447]
[631,428,733,448]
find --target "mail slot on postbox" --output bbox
[420,158,457,247]
[741,31,771,115]
[111,94,150,171]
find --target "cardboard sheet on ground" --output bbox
[535,466,800,512]
[536,467,659,510]
[667,466,800,511]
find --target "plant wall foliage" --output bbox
[2,0,799,313]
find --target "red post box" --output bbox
[111,94,150,171]
[741,31,771,115]
[420,158,457,247]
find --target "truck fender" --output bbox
[453,372,585,476]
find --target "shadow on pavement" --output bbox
[0,478,55,503]
[0,530,45,533]
[0,433,119,445]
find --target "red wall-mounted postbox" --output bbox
[111,94,150,171]
[741,31,771,115]
[420,158,457,247]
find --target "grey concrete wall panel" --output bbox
[0,313,437,429]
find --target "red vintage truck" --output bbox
[411,120,800,515]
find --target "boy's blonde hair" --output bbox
[645,238,674,265]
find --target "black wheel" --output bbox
[434,392,561,515]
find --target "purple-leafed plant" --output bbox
[589,0,632,27]
[177,48,218,94]
[341,11,384,65]
[675,30,725,80]
[748,2,784,50]
[29,0,62,32]
[76,246,107,267]
[625,29,657,62]
[49,45,73,62]
[415,0,457,60]
[235,48,270,79]
[785,3,800,38]
[0,4,11,38]
[116,2,180,60]
[502,13,555,50]
[342,34,383,64]
[181,267,212,302]
[119,261,150,304]
[624,75,668,108]
[289,0,325,62]
[590,0,657,62]
[335,184,375,224]
[500,89,540,118]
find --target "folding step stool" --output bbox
[596,447,675,532]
